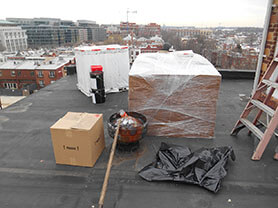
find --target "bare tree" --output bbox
[184,35,217,55]
[233,43,242,53]
[104,34,124,45]
[161,30,186,50]
[162,30,216,53]
[247,33,257,47]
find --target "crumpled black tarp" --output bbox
[139,142,235,193]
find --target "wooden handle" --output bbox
[98,119,121,208]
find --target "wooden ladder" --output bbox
[231,55,278,160]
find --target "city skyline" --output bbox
[1,0,268,27]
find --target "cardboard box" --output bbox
[50,112,105,167]
[128,51,221,138]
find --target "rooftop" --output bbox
[0,56,74,70]
[0,19,16,26]
[0,75,277,207]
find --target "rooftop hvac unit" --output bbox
[74,45,129,96]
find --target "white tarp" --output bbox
[129,50,220,77]
[75,45,130,96]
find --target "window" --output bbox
[17,71,21,76]
[4,83,17,89]
[49,71,55,78]
[39,80,44,87]
[38,71,43,77]
[30,71,34,76]
[0,70,2,76]
[11,70,16,76]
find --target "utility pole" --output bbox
[126,9,137,34]
[125,9,137,66]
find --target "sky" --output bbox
[0,0,269,27]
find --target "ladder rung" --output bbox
[250,99,275,117]
[261,79,278,88]
[257,120,278,137]
[240,118,263,140]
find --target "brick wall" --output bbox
[35,66,64,89]
[258,0,278,107]
[0,67,64,90]
[261,0,278,75]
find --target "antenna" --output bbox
[126,9,137,34]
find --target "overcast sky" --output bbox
[1,0,269,27]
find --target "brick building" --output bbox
[259,0,278,77]
[0,57,72,90]
[252,0,278,106]
[140,44,163,53]
[138,23,161,37]
[120,22,139,35]
[206,49,258,70]
[165,27,213,38]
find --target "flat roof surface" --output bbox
[0,57,73,70]
[0,75,278,208]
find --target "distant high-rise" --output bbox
[6,18,107,48]
[6,18,33,25]
[20,25,79,48]
[77,20,106,42]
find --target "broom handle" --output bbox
[98,119,121,208]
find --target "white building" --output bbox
[0,22,28,52]
[150,35,164,44]
[106,25,120,34]
[0,53,7,63]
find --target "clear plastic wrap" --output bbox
[128,51,221,138]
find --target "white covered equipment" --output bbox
[74,45,130,96]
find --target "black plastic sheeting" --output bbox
[139,142,235,193]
